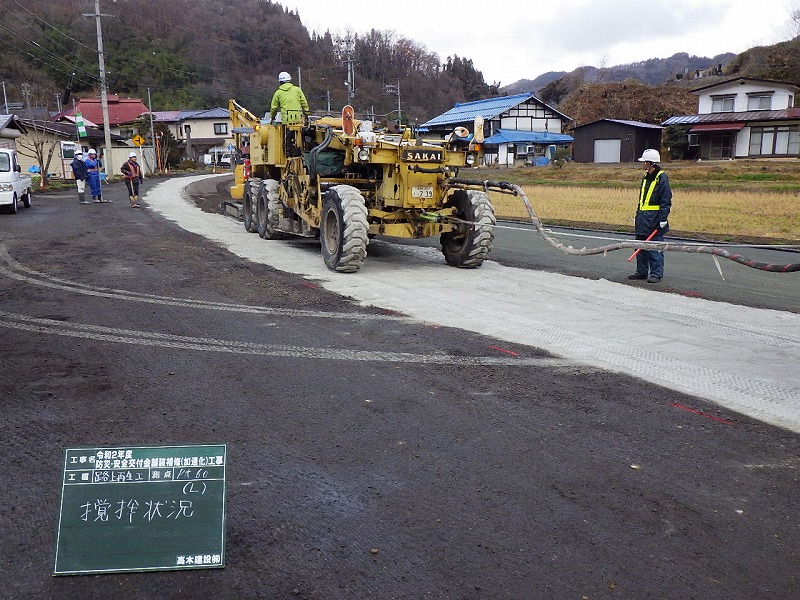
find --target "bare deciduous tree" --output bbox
[16,84,59,188]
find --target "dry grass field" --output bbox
[474,160,800,242]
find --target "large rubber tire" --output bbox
[9,193,18,215]
[242,178,259,233]
[22,188,31,208]
[256,179,282,239]
[320,185,369,273]
[440,190,495,268]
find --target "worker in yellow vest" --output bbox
[628,149,672,283]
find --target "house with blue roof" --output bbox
[420,92,573,166]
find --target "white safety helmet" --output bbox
[278,71,291,83]
[88,149,97,155]
[129,151,137,158]
[638,149,661,163]
[74,151,83,156]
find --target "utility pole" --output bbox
[335,34,356,102]
[147,87,156,174]
[385,80,401,125]
[1,81,8,114]
[21,83,32,119]
[83,0,114,178]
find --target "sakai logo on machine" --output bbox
[402,149,443,163]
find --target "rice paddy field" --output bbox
[474,160,800,243]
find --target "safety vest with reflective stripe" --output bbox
[639,170,665,211]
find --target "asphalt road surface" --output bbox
[1,179,798,599]
[393,221,799,314]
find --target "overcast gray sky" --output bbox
[282,0,794,86]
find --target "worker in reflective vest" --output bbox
[629,149,672,283]
[269,71,309,125]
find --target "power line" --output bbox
[0,37,98,90]
[6,2,92,90]
[0,22,99,84]
[3,5,267,94]
[12,1,96,52]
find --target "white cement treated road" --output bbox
[147,175,800,433]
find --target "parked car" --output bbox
[0,148,33,214]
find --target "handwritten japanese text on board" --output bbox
[54,444,227,575]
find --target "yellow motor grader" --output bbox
[228,99,495,273]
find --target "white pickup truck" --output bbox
[0,148,33,214]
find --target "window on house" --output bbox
[711,96,735,112]
[749,126,800,156]
[214,123,228,135]
[746,94,773,111]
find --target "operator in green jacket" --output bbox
[269,71,309,124]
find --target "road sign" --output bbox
[132,135,145,147]
[227,143,234,151]
[54,444,227,575]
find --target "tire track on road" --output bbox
[0,310,575,367]
[0,243,402,322]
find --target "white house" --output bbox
[663,77,800,159]
[151,108,234,162]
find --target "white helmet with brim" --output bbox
[638,149,661,163]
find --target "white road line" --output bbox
[0,311,573,367]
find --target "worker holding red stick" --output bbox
[628,149,672,283]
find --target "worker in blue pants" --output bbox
[85,149,105,203]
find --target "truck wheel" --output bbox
[242,179,259,232]
[9,193,18,215]
[320,185,368,273]
[22,189,31,208]
[440,190,495,268]
[256,179,282,239]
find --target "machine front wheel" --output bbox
[320,185,368,273]
[440,190,495,268]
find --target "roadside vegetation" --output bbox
[477,160,800,243]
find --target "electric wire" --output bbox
[0,22,99,86]
[0,37,99,89]
[5,3,272,95]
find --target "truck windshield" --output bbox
[0,153,9,172]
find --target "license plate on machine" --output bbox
[412,186,433,199]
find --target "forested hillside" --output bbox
[0,0,494,122]
[1,0,797,129]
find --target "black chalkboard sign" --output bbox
[54,444,227,575]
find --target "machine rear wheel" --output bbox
[256,179,282,239]
[22,189,31,208]
[320,185,368,273]
[243,179,259,232]
[440,190,495,268]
